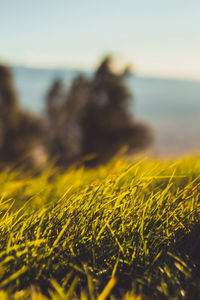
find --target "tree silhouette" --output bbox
[0,65,43,167]
[45,56,152,167]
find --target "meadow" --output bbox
[0,155,199,299]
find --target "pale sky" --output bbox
[1,0,200,79]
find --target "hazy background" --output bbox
[1,0,200,157]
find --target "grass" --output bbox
[0,155,199,299]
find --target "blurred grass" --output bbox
[0,155,199,299]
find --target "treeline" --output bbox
[0,57,152,169]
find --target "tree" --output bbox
[0,65,43,167]
[45,56,152,167]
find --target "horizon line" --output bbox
[11,63,200,83]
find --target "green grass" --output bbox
[0,155,199,299]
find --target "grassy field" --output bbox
[0,155,199,299]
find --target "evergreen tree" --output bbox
[0,65,43,167]
[45,57,152,167]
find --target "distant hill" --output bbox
[12,66,200,157]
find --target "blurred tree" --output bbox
[45,56,152,167]
[0,65,43,167]
[45,76,88,165]
[46,78,65,122]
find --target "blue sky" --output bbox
[1,0,200,79]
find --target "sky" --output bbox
[1,0,200,80]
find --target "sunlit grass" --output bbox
[0,155,199,299]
